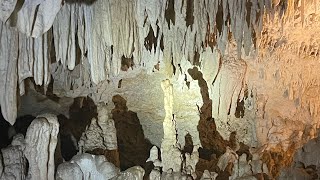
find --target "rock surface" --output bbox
[24,114,59,180]
[56,153,119,180]
[160,79,183,173]
[79,103,117,153]
[0,0,319,179]
[111,94,153,170]
[0,134,26,180]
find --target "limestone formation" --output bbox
[113,166,145,180]
[78,104,117,153]
[279,135,320,179]
[160,79,183,172]
[56,153,119,180]
[6,0,62,37]
[200,170,218,180]
[149,169,161,180]
[0,134,26,180]
[0,0,17,21]
[217,147,238,172]
[184,145,200,179]
[0,0,320,179]
[146,146,162,168]
[55,163,83,180]
[24,114,59,180]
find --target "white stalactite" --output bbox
[0,0,17,21]
[0,0,295,125]
[7,0,62,37]
[0,23,18,125]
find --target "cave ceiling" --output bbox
[0,1,320,178]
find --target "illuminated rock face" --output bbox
[1,0,320,179]
[160,79,183,173]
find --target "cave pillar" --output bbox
[160,79,183,172]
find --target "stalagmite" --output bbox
[79,104,117,153]
[114,166,145,180]
[149,170,161,180]
[217,147,238,172]
[147,146,162,180]
[160,79,183,172]
[97,104,118,150]
[184,145,199,179]
[55,163,83,180]
[56,153,119,180]
[146,146,162,167]
[24,114,59,180]
[0,134,26,180]
[200,170,218,180]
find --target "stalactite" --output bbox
[0,0,291,124]
[8,0,62,38]
[0,0,17,21]
[0,23,18,125]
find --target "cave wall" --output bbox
[1,0,320,178]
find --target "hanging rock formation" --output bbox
[0,0,281,125]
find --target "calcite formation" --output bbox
[160,79,183,173]
[279,135,320,179]
[24,114,59,180]
[0,0,320,179]
[200,170,218,180]
[114,166,145,180]
[184,145,200,179]
[56,153,144,180]
[0,134,26,180]
[79,104,117,153]
[0,0,290,125]
[110,94,153,170]
[56,153,120,180]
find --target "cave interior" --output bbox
[0,0,320,179]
